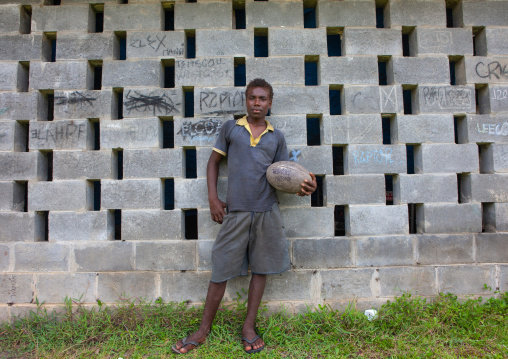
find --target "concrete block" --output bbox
[246,1,303,28]
[277,190,311,208]
[0,274,33,304]
[28,181,90,212]
[32,5,90,32]
[0,244,10,272]
[343,86,380,114]
[160,272,211,303]
[386,0,446,27]
[348,205,409,236]
[0,5,22,33]
[0,34,42,61]
[418,203,482,234]
[269,28,327,56]
[174,178,227,209]
[482,28,508,56]
[56,33,114,61]
[174,3,231,30]
[463,57,508,84]
[323,114,382,145]
[14,243,70,272]
[417,144,479,174]
[0,152,45,181]
[501,265,508,293]
[196,29,253,57]
[53,150,114,180]
[196,147,228,179]
[54,90,113,120]
[197,239,214,271]
[174,116,228,147]
[122,210,182,240]
[489,85,508,113]
[102,60,161,88]
[49,211,112,242]
[194,87,246,116]
[346,144,407,174]
[287,145,332,175]
[258,271,314,302]
[321,269,376,300]
[29,62,88,90]
[0,121,25,152]
[104,4,162,31]
[392,114,454,144]
[456,0,508,27]
[415,28,473,56]
[0,62,20,91]
[462,115,508,144]
[198,209,224,240]
[321,57,378,85]
[417,234,474,265]
[135,240,195,270]
[344,28,402,57]
[280,207,334,238]
[127,31,185,59]
[493,203,508,231]
[75,242,134,272]
[175,57,234,87]
[0,92,37,121]
[98,272,157,303]
[438,265,496,295]
[36,273,95,303]
[29,120,91,150]
[246,57,304,86]
[293,238,353,269]
[0,213,43,242]
[389,57,450,85]
[357,235,413,267]
[317,1,376,27]
[0,181,26,211]
[489,145,508,173]
[124,89,182,118]
[100,118,161,149]
[101,179,161,210]
[327,174,385,205]
[476,233,508,263]
[271,86,329,115]
[268,115,307,146]
[379,267,436,297]
[123,149,182,179]
[470,174,508,203]
[416,85,475,114]
[394,174,458,204]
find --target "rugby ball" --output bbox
[266,161,312,194]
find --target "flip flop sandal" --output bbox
[242,335,265,354]
[171,337,201,354]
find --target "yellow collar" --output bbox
[236,116,274,147]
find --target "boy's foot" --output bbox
[242,328,265,354]
[172,331,207,354]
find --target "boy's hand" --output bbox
[297,172,317,196]
[209,197,227,224]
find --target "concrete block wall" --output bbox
[1,0,507,321]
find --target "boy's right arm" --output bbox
[207,151,227,224]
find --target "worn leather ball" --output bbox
[267,161,312,194]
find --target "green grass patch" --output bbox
[1,290,507,358]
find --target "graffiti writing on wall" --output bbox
[199,90,245,115]
[491,88,508,101]
[31,122,86,144]
[476,122,508,136]
[177,119,222,144]
[380,86,398,112]
[55,91,97,108]
[129,34,184,57]
[124,90,181,116]
[0,108,9,116]
[289,149,301,162]
[419,31,452,50]
[175,58,230,82]
[352,148,396,166]
[475,61,508,80]
[422,86,472,109]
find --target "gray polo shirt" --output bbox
[213,116,289,212]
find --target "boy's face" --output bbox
[246,87,272,120]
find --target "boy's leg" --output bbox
[242,273,267,352]
[173,280,227,354]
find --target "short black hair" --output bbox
[245,78,273,100]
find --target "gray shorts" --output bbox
[210,202,290,283]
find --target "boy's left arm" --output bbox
[298,173,317,196]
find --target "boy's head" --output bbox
[245,78,273,100]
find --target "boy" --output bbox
[172,78,317,354]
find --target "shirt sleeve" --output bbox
[212,120,232,157]
[273,131,289,162]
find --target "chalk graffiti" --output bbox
[199,90,245,115]
[175,58,230,82]
[475,61,508,80]
[353,148,395,166]
[31,122,86,143]
[54,91,97,108]
[419,31,452,49]
[476,122,508,136]
[130,34,184,56]
[0,108,9,116]
[290,149,301,162]
[176,58,227,69]
[491,88,508,101]
[422,86,472,109]
[177,119,222,144]
[124,90,181,116]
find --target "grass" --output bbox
[1,289,507,359]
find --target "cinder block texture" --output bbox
[269,28,327,56]
[292,238,353,269]
[346,145,407,174]
[29,62,88,90]
[32,5,90,32]
[197,30,253,58]
[0,121,26,152]
[438,265,496,295]
[393,114,454,144]
[414,28,473,56]
[344,28,402,56]
[28,181,90,212]
[318,1,376,27]
[246,57,304,86]
[135,241,195,270]
[102,179,161,210]
[394,174,458,204]
[36,273,95,303]
[348,205,409,236]
[174,3,231,30]
[0,34,42,61]
[323,115,382,145]
[489,86,508,113]
[124,89,182,118]
[98,272,157,302]
[482,29,508,56]
[379,267,436,297]
[174,117,227,147]
[417,234,474,265]
[175,58,233,87]
[161,272,211,303]
[0,213,44,242]
[0,274,33,304]
[174,178,227,209]
[416,144,479,174]
[104,4,162,31]
[127,31,185,59]
[123,149,182,179]
[0,152,45,181]
[418,204,482,234]
[462,57,508,84]
[386,0,446,27]
[0,62,19,91]
[100,118,161,149]
[14,243,70,272]
[0,92,37,121]
[456,0,508,27]
[246,1,303,28]
[49,212,112,242]
[29,120,91,150]
[57,33,114,61]
[0,244,10,272]
[493,203,508,232]
[389,57,450,85]
[321,57,378,85]
[122,210,182,240]
[416,85,475,114]
[462,115,508,144]
[102,60,161,88]
[287,145,332,175]
[0,5,22,33]
[327,174,385,205]
[268,115,307,146]
[53,150,114,180]
[0,181,25,211]
[476,233,508,263]
[271,86,329,115]
[75,242,133,272]
[343,86,404,115]
[321,269,376,300]
[54,90,113,120]
[470,174,508,203]
[356,236,414,267]
[281,207,334,238]
[194,87,246,116]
